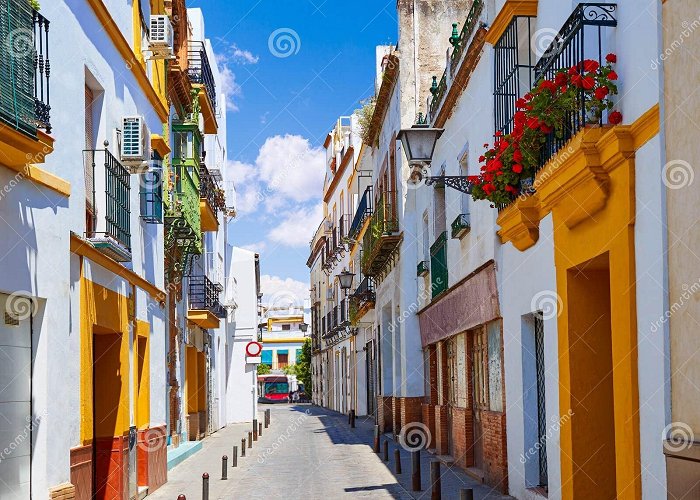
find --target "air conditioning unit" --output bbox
[148,15,174,60]
[120,116,150,174]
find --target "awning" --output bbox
[261,350,272,364]
[418,261,500,347]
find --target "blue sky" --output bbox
[196,0,396,303]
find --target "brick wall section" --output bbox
[399,397,423,432]
[450,407,475,468]
[422,403,435,450]
[377,396,393,433]
[392,397,401,437]
[482,410,508,493]
[434,405,450,455]
[49,483,76,500]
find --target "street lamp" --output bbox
[299,322,309,334]
[398,121,473,194]
[337,269,355,293]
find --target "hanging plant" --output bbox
[470,53,621,206]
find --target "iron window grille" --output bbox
[188,275,226,318]
[140,153,163,223]
[0,1,51,136]
[349,186,373,240]
[187,40,217,112]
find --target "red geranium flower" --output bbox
[554,72,568,86]
[571,74,583,87]
[540,124,553,134]
[526,117,540,130]
[594,86,609,100]
[606,53,617,63]
[608,70,618,81]
[467,176,480,183]
[505,185,518,194]
[483,143,489,148]
[516,97,528,109]
[568,66,578,76]
[582,76,595,90]
[539,80,557,93]
[478,155,485,162]
[512,164,523,174]
[583,59,600,73]
[609,110,623,125]
[513,149,523,162]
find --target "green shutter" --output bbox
[430,231,448,298]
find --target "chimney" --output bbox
[396,0,471,125]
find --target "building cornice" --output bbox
[484,0,539,45]
[365,54,399,147]
[86,0,169,123]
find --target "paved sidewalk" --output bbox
[148,405,511,499]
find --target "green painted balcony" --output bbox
[451,213,470,239]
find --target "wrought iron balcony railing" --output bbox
[349,276,375,323]
[187,41,217,112]
[532,3,617,169]
[0,2,51,136]
[451,213,470,239]
[428,0,484,122]
[349,186,373,240]
[85,148,131,262]
[199,162,222,216]
[140,155,163,224]
[188,275,226,318]
[361,191,400,277]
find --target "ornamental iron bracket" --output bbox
[424,176,474,194]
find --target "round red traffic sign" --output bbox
[246,341,263,357]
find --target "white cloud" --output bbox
[219,65,241,112]
[241,241,267,253]
[260,274,309,309]
[267,203,323,248]
[225,135,326,219]
[231,44,259,65]
[256,135,326,202]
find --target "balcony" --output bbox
[199,162,223,232]
[187,275,225,329]
[428,0,486,126]
[187,41,217,133]
[430,232,448,299]
[140,155,163,224]
[417,260,429,277]
[165,123,203,282]
[361,191,401,278]
[349,276,375,324]
[85,148,132,262]
[451,213,470,239]
[349,186,373,240]
[0,3,53,168]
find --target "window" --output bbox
[277,351,289,369]
[534,316,548,488]
[282,324,291,331]
[458,148,470,216]
[493,17,535,136]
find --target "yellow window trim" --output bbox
[86,0,168,122]
[263,338,307,344]
[485,0,539,45]
[151,134,171,157]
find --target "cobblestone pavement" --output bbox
[148,405,512,499]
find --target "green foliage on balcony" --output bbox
[430,231,448,298]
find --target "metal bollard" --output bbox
[202,472,209,500]
[460,488,474,500]
[221,456,228,480]
[373,425,380,453]
[266,408,271,426]
[253,419,258,441]
[241,438,246,457]
[248,431,253,448]
[411,450,421,491]
[383,440,389,461]
[232,446,238,467]
[394,448,402,474]
[259,422,263,437]
[178,496,186,500]
[430,461,441,500]
[350,409,356,428]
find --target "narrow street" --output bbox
[148,405,509,499]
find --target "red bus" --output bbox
[257,374,296,403]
